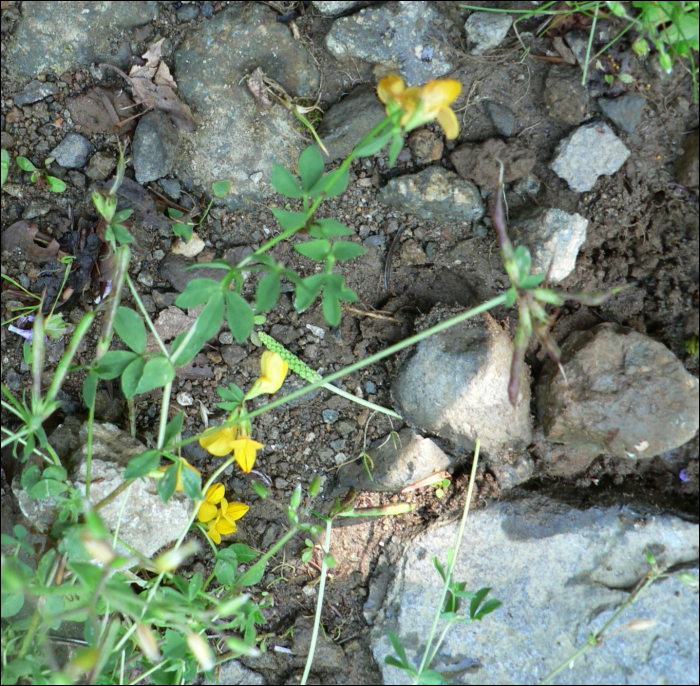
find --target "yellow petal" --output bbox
[199,426,237,457]
[377,73,405,103]
[197,501,218,523]
[421,79,461,109]
[257,351,289,395]
[233,437,263,473]
[436,107,459,140]
[216,517,237,536]
[224,501,249,522]
[205,483,225,505]
[206,520,222,545]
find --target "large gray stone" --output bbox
[325,1,457,85]
[392,312,532,458]
[598,92,647,133]
[174,3,320,206]
[368,495,699,685]
[550,121,630,192]
[464,11,513,55]
[133,111,179,184]
[317,85,386,161]
[537,323,700,461]
[4,1,158,77]
[379,167,484,223]
[51,132,94,169]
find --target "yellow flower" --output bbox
[246,351,289,399]
[199,424,238,457]
[197,483,249,545]
[231,436,264,473]
[377,73,461,140]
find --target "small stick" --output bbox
[383,225,405,291]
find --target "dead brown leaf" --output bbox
[1,221,61,263]
[552,36,577,65]
[245,67,274,109]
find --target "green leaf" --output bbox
[237,560,265,586]
[215,557,237,586]
[217,383,245,403]
[114,307,146,354]
[331,241,364,261]
[322,288,341,327]
[107,223,135,244]
[309,218,353,239]
[43,465,67,481]
[387,133,404,167]
[94,350,139,380]
[270,208,308,231]
[294,239,331,261]
[179,463,201,501]
[387,630,409,666]
[1,148,9,187]
[513,245,531,283]
[212,179,232,198]
[298,145,324,191]
[255,272,280,313]
[16,156,37,172]
[157,463,178,503]
[225,291,254,343]
[229,543,258,563]
[469,587,492,618]
[172,222,193,241]
[175,278,223,309]
[294,273,326,312]
[322,167,349,197]
[163,412,184,447]
[532,288,564,305]
[135,355,175,395]
[355,130,393,158]
[121,356,146,399]
[505,286,517,308]
[473,598,502,619]
[91,189,117,223]
[1,592,24,618]
[113,209,133,223]
[124,449,161,479]
[270,163,303,198]
[28,478,68,499]
[171,292,225,367]
[82,371,98,409]
[46,175,67,193]
[519,273,545,290]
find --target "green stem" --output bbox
[125,273,170,359]
[157,382,173,450]
[232,526,299,590]
[178,294,507,451]
[321,382,402,419]
[417,440,481,676]
[301,516,333,685]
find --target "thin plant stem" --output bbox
[321,382,401,419]
[157,381,173,450]
[125,273,170,358]
[301,515,333,685]
[179,294,507,451]
[417,439,481,676]
[581,3,599,84]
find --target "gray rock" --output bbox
[464,11,513,55]
[325,2,457,85]
[598,92,647,133]
[379,167,484,223]
[407,129,443,165]
[133,111,179,184]
[451,138,536,190]
[85,150,117,181]
[4,1,158,77]
[159,177,182,200]
[204,660,265,686]
[392,312,532,458]
[73,423,194,557]
[158,254,225,292]
[318,85,386,160]
[14,80,59,106]
[176,3,199,21]
[293,616,348,672]
[322,409,340,424]
[537,323,700,461]
[48,417,82,459]
[221,344,247,369]
[563,29,591,70]
[483,101,516,137]
[368,496,699,685]
[512,173,541,198]
[22,199,52,219]
[544,65,590,125]
[50,132,94,169]
[334,428,451,493]
[550,121,630,192]
[312,0,362,16]
[512,208,588,282]
[174,3,320,206]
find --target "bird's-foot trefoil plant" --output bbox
[2,71,628,684]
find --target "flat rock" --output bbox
[379,167,484,222]
[451,138,536,190]
[511,208,588,282]
[174,3,320,206]
[544,65,590,125]
[4,1,158,77]
[598,92,647,133]
[133,111,179,184]
[14,80,59,107]
[51,132,94,169]
[392,311,532,459]
[325,1,457,85]
[537,323,700,460]
[368,495,699,685]
[550,121,630,192]
[464,11,513,55]
[317,85,386,161]
[333,428,452,493]
[483,101,516,137]
[311,1,362,16]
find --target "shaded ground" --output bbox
[1,2,698,684]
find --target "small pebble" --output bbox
[322,409,340,424]
[177,391,194,407]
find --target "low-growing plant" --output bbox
[1,69,629,684]
[15,154,67,193]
